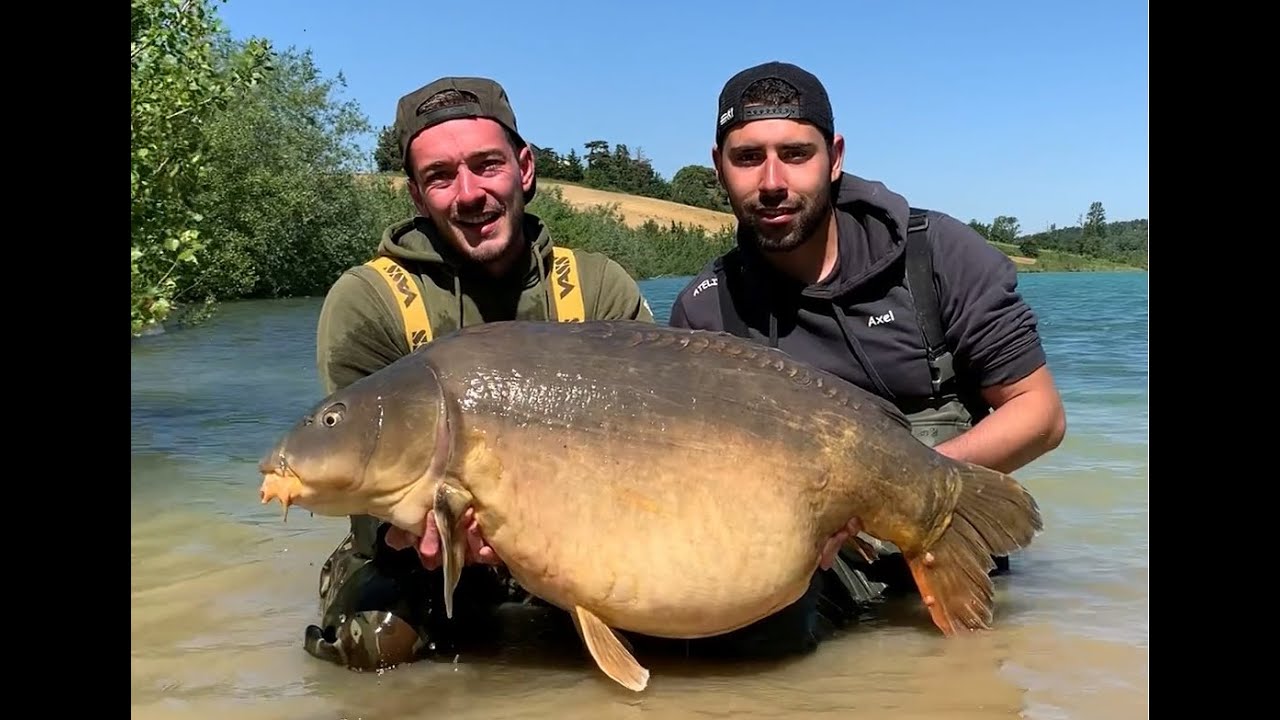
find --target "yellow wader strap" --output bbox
[365,247,586,352]
[364,256,434,351]
[549,246,585,322]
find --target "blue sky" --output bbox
[217,0,1148,233]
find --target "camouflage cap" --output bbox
[394,76,534,200]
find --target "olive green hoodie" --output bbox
[316,211,655,395]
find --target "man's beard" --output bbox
[448,197,522,265]
[735,187,830,253]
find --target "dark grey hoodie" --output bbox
[669,172,1047,418]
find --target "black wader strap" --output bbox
[904,210,956,395]
[714,253,751,339]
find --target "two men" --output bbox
[303,62,1066,670]
[303,76,654,669]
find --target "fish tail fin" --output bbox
[905,462,1043,636]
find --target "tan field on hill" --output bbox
[543,182,736,234]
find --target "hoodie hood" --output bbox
[736,172,912,301]
[374,211,558,327]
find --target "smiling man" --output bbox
[669,60,1066,649]
[303,76,653,672]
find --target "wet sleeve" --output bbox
[315,270,408,395]
[933,214,1048,388]
[592,258,656,323]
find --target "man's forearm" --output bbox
[934,391,1066,474]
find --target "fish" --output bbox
[258,320,1043,692]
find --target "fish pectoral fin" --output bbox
[433,479,474,621]
[572,605,649,693]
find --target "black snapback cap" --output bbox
[715,61,835,145]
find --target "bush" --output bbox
[130,0,270,335]
[189,48,413,302]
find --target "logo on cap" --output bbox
[719,107,734,127]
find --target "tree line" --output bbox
[965,200,1148,269]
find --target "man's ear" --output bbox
[828,133,845,183]
[711,145,724,186]
[518,144,535,196]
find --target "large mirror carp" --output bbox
[259,320,1043,692]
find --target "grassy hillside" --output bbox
[543,181,735,233]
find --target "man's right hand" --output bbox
[384,508,502,570]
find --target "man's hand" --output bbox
[818,516,864,570]
[384,508,503,570]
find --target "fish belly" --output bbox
[459,416,835,639]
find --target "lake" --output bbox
[131,270,1148,719]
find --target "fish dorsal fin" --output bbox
[572,606,649,692]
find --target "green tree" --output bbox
[130,0,271,336]
[192,46,409,301]
[560,148,585,182]
[1080,201,1107,256]
[1084,201,1107,236]
[669,165,728,212]
[373,123,401,173]
[988,215,1021,245]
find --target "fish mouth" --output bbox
[259,464,306,521]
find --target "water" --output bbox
[131,271,1148,720]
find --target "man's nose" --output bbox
[759,156,787,194]
[455,167,486,205]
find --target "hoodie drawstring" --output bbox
[764,301,893,400]
[831,303,895,399]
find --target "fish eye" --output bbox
[321,402,346,427]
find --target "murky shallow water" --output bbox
[131,273,1148,719]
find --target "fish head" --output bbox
[257,361,449,522]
